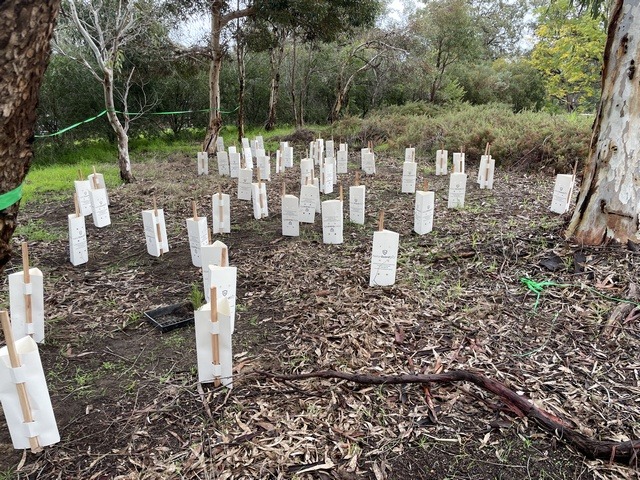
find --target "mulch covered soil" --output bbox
[1,150,639,479]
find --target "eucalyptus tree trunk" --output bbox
[103,69,134,183]
[204,1,254,152]
[290,34,300,128]
[204,0,224,153]
[0,0,60,270]
[236,15,246,141]
[566,0,640,245]
[265,28,286,131]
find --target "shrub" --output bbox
[335,103,592,172]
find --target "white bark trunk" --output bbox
[566,0,640,245]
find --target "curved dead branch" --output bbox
[262,369,640,466]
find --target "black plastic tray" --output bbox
[144,302,194,333]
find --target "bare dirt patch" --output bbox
[1,151,639,479]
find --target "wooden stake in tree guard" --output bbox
[300,158,314,188]
[549,162,578,215]
[8,243,44,342]
[201,240,229,303]
[217,150,230,176]
[478,143,495,189]
[435,147,448,176]
[186,201,208,267]
[194,291,233,387]
[87,167,111,228]
[74,169,92,216]
[453,147,466,174]
[337,143,348,174]
[447,172,468,209]
[405,146,416,163]
[212,187,231,234]
[209,287,221,387]
[142,197,169,257]
[299,180,318,224]
[0,311,61,451]
[283,144,294,169]
[361,146,376,175]
[369,210,400,287]
[257,152,271,181]
[349,173,366,225]
[229,150,241,178]
[208,261,238,332]
[251,168,269,219]
[88,164,111,204]
[414,185,435,235]
[402,157,418,193]
[197,151,209,175]
[69,194,88,266]
[321,196,343,244]
[281,188,300,237]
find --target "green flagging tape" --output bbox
[35,110,108,138]
[520,277,568,311]
[0,184,23,211]
[520,277,640,312]
[35,106,239,138]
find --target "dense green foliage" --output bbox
[34,0,604,152]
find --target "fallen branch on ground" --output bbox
[261,369,640,466]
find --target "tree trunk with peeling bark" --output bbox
[0,1,60,271]
[566,0,640,245]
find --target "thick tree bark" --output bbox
[0,1,60,271]
[566,0,640,245]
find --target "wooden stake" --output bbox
[153,197,164,255]
[77,169,83,181]
[423,179,429,192]
[0,311,42,452]
[281,182,286,198]
[218,187,224,226]
[355,171,360,187]
[74,193,80,218]
[192,201,198,221]
[378,210,385,232]
[21,243,32,336]
[209,288,221,387]
[339,183,343,202]
[256,168,264,213]
[221,247,228,267]
[91,166,99,189]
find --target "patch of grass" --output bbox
[13,218,65,242]
[23,160,119,205]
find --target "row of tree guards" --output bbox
[0,135,576,453]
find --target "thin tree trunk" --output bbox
[566,0,640,245]
[236,13,245,141]
[265,28,286,131]
[290,34,299,129]
[0,1,61,270]
[103,69,134,183]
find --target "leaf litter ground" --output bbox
[1,151,639,479]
